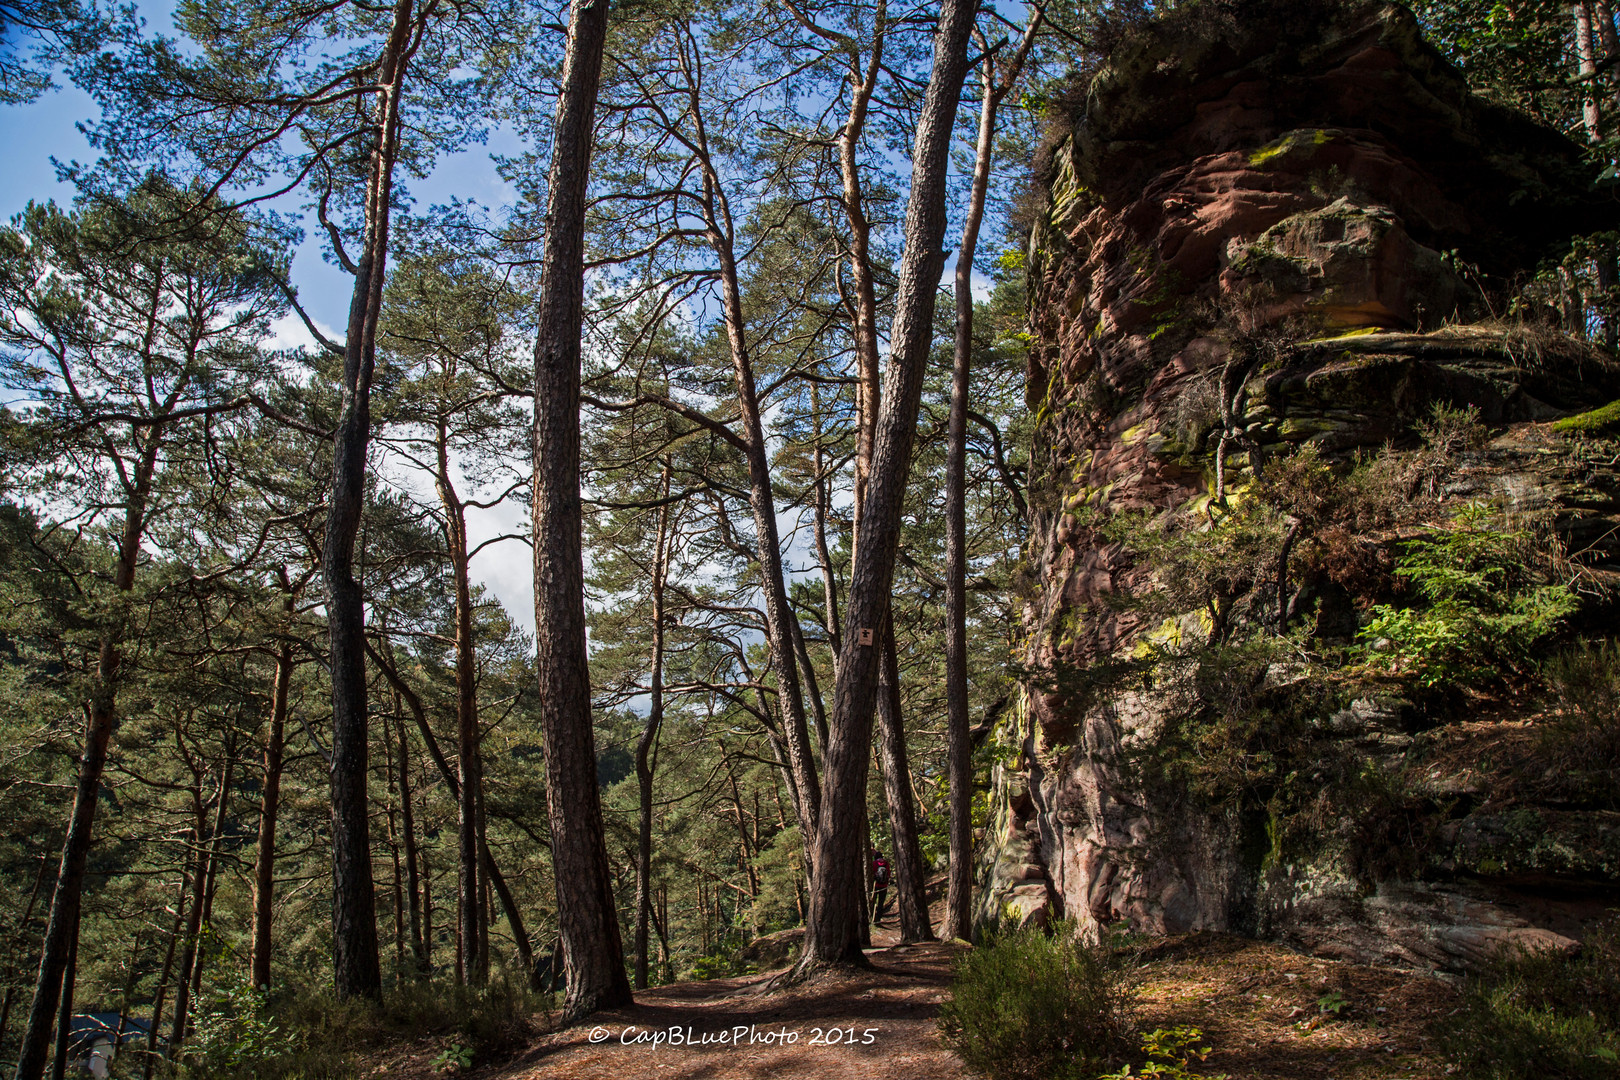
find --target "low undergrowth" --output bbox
[147,972,546,1080]
[1442,918,1620,1080]
[1539,640,1620,809]
[938,921,1136,1080]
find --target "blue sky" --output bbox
[0,63,528,333]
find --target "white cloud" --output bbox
[267,311,343,353]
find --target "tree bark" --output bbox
[47,912,76,1080]
[368,645,528,977]
[788,614,829,760]
[398,713,425,971]
[635,470,671,990]
[169,801,209,1048]
[436,418,486,987]
[876,620,933,943]
[1575,2,1618,350]
[700,178,822,872]
[383,714,406,979]
[420,844,434,972]
[1579,1,1604,139]
[323,0,421,1003]
[187,754,233,1004]
[837,6,887,558]
[809,381,842,687]
[481,848,534,980]
[531,0,631,1021]
[945,14,1039,942]
[795,0,975,974]
[142,878,186,1080]
[111,934,139,1058]
[250,630,293,989]
[719,749,761,913]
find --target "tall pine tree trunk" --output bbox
[381,711,406,979]
[944,15,1038,941]
[187,755,233,1003]
[370,646,527,977]
[323,0,422,1002]
[251,629,293,989]
[421,846,434,971]
[15,436,158,1080]
[142,877,186,1080]
[634,470,671,990]
[876,620,932,943]
[531,0,631,1021]
[481,849,534,980]
[1588,0,1620,351]
[1575,1,1619,350]
[796,0,975,974]
[809,382,842,690]
[838,12,886,558]
[698,185,821,871]
[436,420,486,986]
[398,716,425,972]
[47,913,76,1080]
[169,801,209,1048]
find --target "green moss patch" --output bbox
[1552,398,1620,435]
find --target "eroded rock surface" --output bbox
[993,0,1620,972]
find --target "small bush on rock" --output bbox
[1359,502,1575,687]
[938,921,1134,1080]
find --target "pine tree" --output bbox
[529,0,632,1021]
[0,185,287,1077]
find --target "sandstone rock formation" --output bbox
[991,0,1620,972]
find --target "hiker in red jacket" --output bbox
[871,848,892,925]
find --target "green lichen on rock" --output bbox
[1248,127,1336,168]
[1453,809,1620,882]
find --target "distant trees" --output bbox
[71,0,525,1000]
[378,251,530,987]
[1412,0,1620,341]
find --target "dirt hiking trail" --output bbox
[495,922,968,1080]
[373,924,1462,1080]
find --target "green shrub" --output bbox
[185,977,302,1077]
[686,951,757,980]
[1442,918,1620,1079]
[381,974,541,1060]
[1360,502,1575,687]
[937,921,1134,1080]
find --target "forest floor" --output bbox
[371,927,1464,1080]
